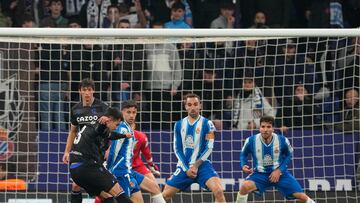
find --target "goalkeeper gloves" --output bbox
[148,162,161,177]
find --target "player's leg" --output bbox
[235,180,256,203]
[205,177,226,203]
[162,167,193,200]
[102,183,132,203]
[162,184,180,201]
[196,162,225,202]
[292,193,315,203]
[236,172,271,203]
[71,182,83,203]
[276,172,315,203]
[138,176,165,203]
[144,171,157,183]
[130,191,144,203]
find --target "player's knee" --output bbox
[212,185,224,198]
[239,181,254,194]
[161,190,172,201]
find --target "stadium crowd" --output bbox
[0,0,357,132]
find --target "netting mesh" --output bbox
[0,34,359,203]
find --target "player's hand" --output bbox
[186,166,198,179]
[148,163,161,177]
[269,169,281,183]
[98,116,110,124]
[242,165,253,174]
[125,133,132,138]
[62,152,70,164]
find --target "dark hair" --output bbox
[118,19,130,25]
[183,93,201,104]
[121,100,138,110]
[107,4,120,14]
[49,0,63,5]
[78,78,95,90]
[104,107,122,120]
[68,16,81,25]
[220,2,235,10]
[260,116,275,126]
[171,1,185,11]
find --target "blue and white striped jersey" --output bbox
[106,121,135,175]
[240,133,293,173]
[174,115,216,172]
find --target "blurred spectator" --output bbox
[0,4,12,27]
[232,76,276,130]
[241,0,292,28]
[118,1,147,28]
[210,1,235,29]
[79,0,111,28]
[103,4,120,28]
[64,17,83,106]
[343,0,360,27]
[37,42,68,131]
[337,37,360,90]
[191,0,220,28]
[329,1,344,28]
[164,1,191,28]
[64,0,87,18]
[334,88,360,132]
[143,22,182,130]
[277,84,320,130]
[274,39,319,107]
[193,68,223,130]
[21,14,37,27]
[250,11,269,28]
[142,0,170,26]
[110,19,144,109]
[40,0,68,27]
[2,0,42,27]
[305,0,330,28]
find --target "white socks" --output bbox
[152,193,166,203]
[306,198,315,203]
[235,192,248,203]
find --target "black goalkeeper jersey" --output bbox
[70,98,109,130]
[69,123,108,164]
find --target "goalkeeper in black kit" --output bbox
[69,107,133,203]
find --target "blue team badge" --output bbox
[91,108,97,114]
[185,134,194,149]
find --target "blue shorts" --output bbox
[133,170,145,185]
[246,171,303,199]
[116,171,142,197]
[166,161,218,191]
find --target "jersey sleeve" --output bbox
[240,137,251,169]
[279,137,293,173]
[70,107,78,126]
[173,121,189,171]
[198,120,215,162]
[139,132,153,163]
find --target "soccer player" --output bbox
[69,107,132,203]
[62,78,108,203]
[132,124,161,181]
[162,93,226,202]
[106,100,166,203]
[236,116,315,203]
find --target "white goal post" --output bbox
[0,28,358,203]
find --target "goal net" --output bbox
[0,28,359,203]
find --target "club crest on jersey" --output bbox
[0,75,24,142]
[195,127,200,134]
[185,135,194,149]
